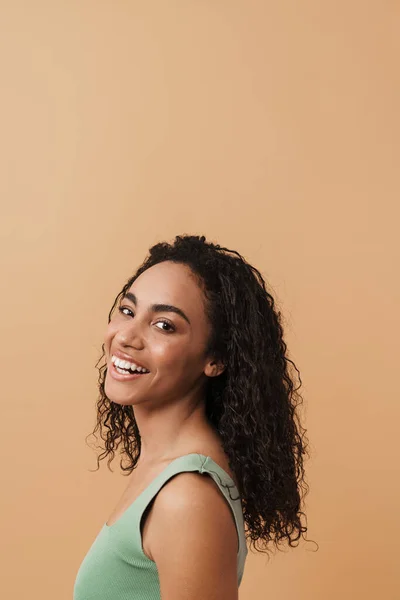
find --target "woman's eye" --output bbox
[155,320,175,332]
[118,306,133,317]
[118,307,175,333]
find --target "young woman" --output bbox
[73,234,311,600]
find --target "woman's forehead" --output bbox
[129,262,206,314]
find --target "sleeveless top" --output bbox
[73,453,248,599]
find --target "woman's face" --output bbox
[104,260,221,407]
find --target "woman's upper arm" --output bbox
[148,472,239,600]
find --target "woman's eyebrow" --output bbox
[123,292,191,325]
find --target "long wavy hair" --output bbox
[86,234,315,557]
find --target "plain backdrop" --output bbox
[1,2,399,599]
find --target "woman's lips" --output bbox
[110,362,150,381]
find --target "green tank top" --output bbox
[73,453,248,599]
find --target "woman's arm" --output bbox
[147,472,239,600]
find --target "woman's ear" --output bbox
[204,359,225,378]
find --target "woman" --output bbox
[73,234,311,599]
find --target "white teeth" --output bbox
[111,355,149,373]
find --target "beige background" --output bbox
[1,1,399,599]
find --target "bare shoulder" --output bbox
[148,471,239,600]
[155,469,235,516]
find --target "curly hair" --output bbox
[86,234,315,558]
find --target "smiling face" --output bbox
[104,260,224,408]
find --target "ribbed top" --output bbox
[73,453,248,599]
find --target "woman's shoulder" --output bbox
[180,435,238,489]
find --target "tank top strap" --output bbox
[135,452,241,512]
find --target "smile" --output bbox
[110,361,151,381]
[111,354,150,373]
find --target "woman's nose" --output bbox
[115,320,145,349]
